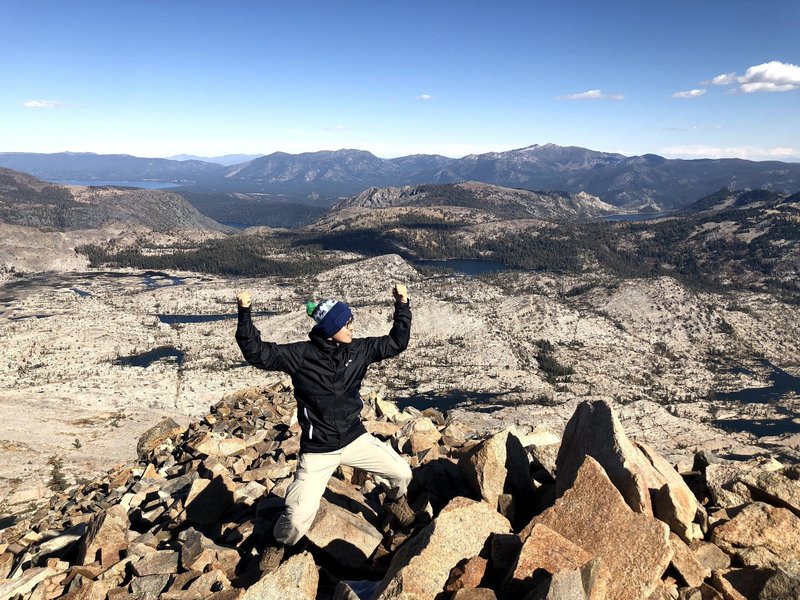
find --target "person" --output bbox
[235,284,415,568]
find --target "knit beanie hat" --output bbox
[306,298,353,338]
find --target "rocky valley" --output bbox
[0,169,798,598]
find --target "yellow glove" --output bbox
[392,283,408,304]
[236,291,252,308]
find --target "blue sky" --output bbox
[2,1,799,161]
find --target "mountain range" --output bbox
[2,144,800,210]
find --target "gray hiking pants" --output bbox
[273,432,412,546]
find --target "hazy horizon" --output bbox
[3,2,799,162]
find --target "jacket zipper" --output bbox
[304,407,314,440]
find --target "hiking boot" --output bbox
[385,495,415,528]
[259,544,285,575]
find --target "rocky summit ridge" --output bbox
[2,383,799,599]
[330,182,619,221]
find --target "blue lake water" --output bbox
[142,271,184,288]
[157,310,276,325]
[712,359,800,437]
[602,211,677,222]
[47,180,182,189]
[412,258,510,276]
[715,360,800,405]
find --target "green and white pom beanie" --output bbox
[306,298,353,337]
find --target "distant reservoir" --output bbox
[601,210,677,222]
[412,258,510,276]
[47,180,182,189]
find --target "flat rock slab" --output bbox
[373,497,511,599]
[706,461,800,516]
[77,505,130,568]
[710,502,800,568]
[637,441,701,542]
[504,523,594,598]
[306,499,383,569]
[191,434,247,457]
[240,551,318,600]
[526,456,672,600]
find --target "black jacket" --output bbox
[236,302,411,452]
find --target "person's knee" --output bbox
[397,460,412,486]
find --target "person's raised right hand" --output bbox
[236,291,252,308]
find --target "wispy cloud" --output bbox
[661,145,799,161]
[672,89,706,99]
[557,89,624,101]
[23,99,63,108]
[659,124,721,132]
[323,124,352,131]
[416,94,433,101]
[704,61,800,93]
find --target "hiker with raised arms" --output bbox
[235,283,414,571]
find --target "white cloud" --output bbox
[23,99,63,108]
[416,94,433,101]
[323,124,352,131]
[557,89,624,100]
[704,61,800,93]
[672,89,706,99]
[707,72,737,86]
[661,145,799,161]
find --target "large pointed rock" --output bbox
[77,505,130,568]
[556,400,653,514]
[557,400,702,542]
[373,497,511,599]
[459,427,534,509]
[305,499,383,569]
[710,502,800,568]
[240,551,318,600]
[525,456,672,600]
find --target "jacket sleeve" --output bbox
[235,307,302,374]
[363,301,412,363]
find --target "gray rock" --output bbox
[711,502,800,569]
[373,497,511,599]
[760,564,800,600]
[131,550,179,576]
[137,418,185,458]
[239,551,318,600]
[77,504,130,568]
[130,573,170,598]
[458,427,534,509]
[305,499,383,569]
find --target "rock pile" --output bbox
[1,385,799,599]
